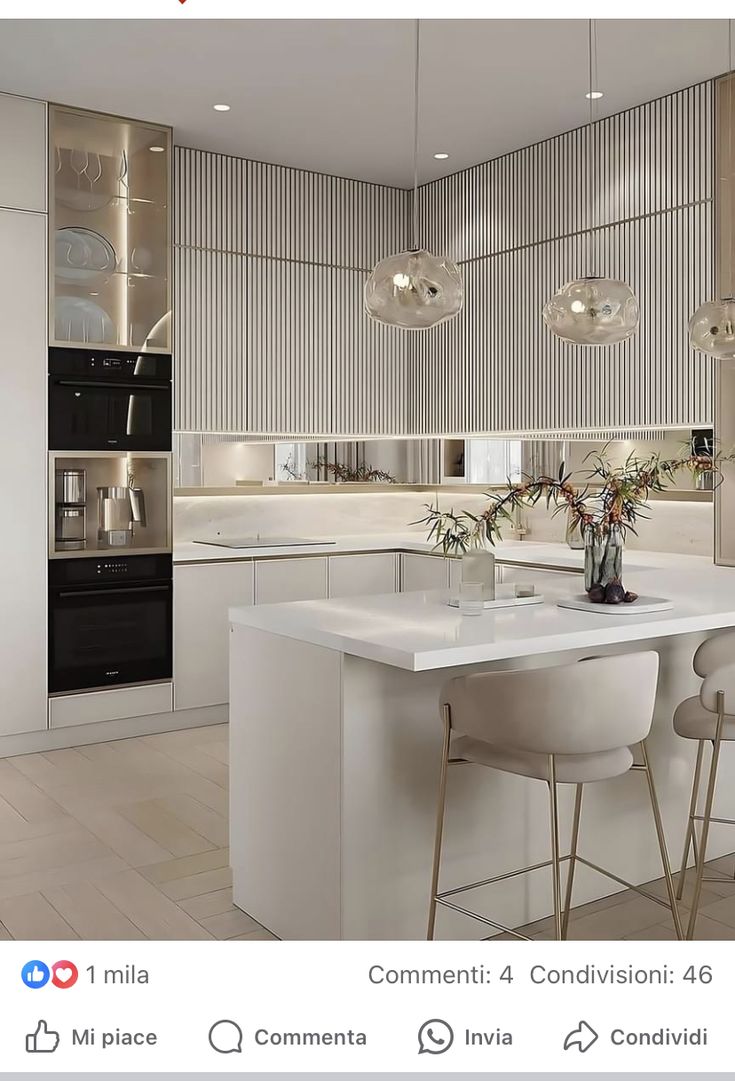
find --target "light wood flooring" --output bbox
[1,722,735,941]
[0,724,274,941]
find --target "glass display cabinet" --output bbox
[50,106,171,353]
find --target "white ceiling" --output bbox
[0,18,729,187]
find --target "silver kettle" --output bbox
[97,484,146,547]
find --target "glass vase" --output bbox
[584,525,624,594]
[461,548,496,601]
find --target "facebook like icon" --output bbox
[21,961,50,989]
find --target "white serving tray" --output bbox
[557,594,673,615]
[448,594,544,610]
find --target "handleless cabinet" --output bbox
[328,553,397,598]
[174,561,255,711]
[0,93,46,212]
[255,558,329,605]
[400,552,450,592]
[0,208,47,736]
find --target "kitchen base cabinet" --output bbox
[174,561,255,710]
[400,552,450,592]
[49,682,173,729]
[497,563,581,592]
[329,553,397,598]
[255,557,328,604]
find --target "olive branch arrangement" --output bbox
[416,446,732,557]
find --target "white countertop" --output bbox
[229,559,735,671]
[174,533,710,571]
[173,533,435,563]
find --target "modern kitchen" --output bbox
[5,16,735,943]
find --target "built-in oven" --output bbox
[49,347,172,452]
[48,554,172,694]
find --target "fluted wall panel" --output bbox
[413,82,715,435]
[174,146,408,269]
[174,147,410,435]
[175,82,715,438]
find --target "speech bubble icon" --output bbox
[208,1019,243,1054]
[417,1018,454,1055]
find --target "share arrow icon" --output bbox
[563,1020,599,1053]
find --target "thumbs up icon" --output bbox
[26,1020,60,1053]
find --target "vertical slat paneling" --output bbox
[174,146,411,434]
[412,81,715,435]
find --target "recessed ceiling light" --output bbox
[149,145,165,153]
[585,90,604,100]
[433,152,450,160]
[213,103,231,112]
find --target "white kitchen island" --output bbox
[229,557,735,940]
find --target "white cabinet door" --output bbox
[0,209,47,737]
[0,94,46,212]
[328,553,397,598]
[174,561,255,711]
[255,558,328,604]
[498,563,582,592]
[400,553,450,592]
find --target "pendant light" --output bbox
[689,19,735,358]
[364,21,463,330]
[543,20,639,346]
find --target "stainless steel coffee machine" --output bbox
[55,468,87,551]
[97,484,147,547]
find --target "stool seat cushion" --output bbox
[451,736,634,783]
[673,696,735,740]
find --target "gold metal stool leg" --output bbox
[547,755,563,941]
[676,741,705,900]
[639,739,683,940]
[687,691,726,940]
[562,783,583,939]
[427,704,452,940]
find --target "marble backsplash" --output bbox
[174,490,714,557]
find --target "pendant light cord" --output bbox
[728,16,733,298]
[585,18,597,277]
[412,18,420,251]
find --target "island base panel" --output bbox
[231,625,731,940]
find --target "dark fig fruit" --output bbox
[623,591,639,603]
[587,584,605,603]
[604,579,626,604]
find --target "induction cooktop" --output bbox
[194,537,336,549]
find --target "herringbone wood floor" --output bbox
[1,723,735,940]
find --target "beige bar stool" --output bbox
[673,631,735,939]
[427,652,683,941]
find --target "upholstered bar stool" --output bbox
[427,652,683,941]
[673,630,735,939]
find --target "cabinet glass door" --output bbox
[50,106,171,353]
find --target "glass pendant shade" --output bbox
[688,297,735,359]
[364,248,464,330]
[542,276,640,346]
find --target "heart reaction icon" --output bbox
[51,961,78,990]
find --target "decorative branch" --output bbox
[416,446,734,555]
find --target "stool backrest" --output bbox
[694,632,735,713]
[441,652,659,755]
[694,631,735,678]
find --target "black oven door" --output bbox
[49,378,172,451]
[49,581,173,693]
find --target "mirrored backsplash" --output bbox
[174,430,714,494]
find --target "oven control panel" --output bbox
[95,560,130,577]
[49,553,172,588]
